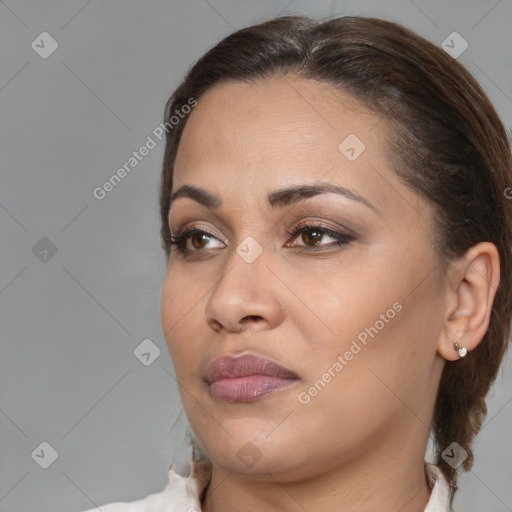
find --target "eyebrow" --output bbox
[169,183,380,215]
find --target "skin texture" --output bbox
[160,76,500,512]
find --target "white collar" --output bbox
[82,458,452,511]
[164,458,452,512]
[424,462,452,512]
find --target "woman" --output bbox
[80,14,512,512]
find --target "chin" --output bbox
[196,426,311,478]
[210,445,296,476]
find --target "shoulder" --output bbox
[76,458,211,512]
[424,462,453,512]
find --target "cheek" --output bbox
[161,266,216,392]
[160,274,178,338]
[286,253,428,399]
[160,264,208,337]
[160,268,198,364]
[286,258,398,346]
[305,275,442,421]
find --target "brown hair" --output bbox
[159,15,512,503]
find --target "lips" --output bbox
[204,353,299,403]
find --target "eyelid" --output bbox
[285,222,354,247]
[169,226,226,255]
[170,219,356,258]
[286,217,356,236]
[171,223,227,244]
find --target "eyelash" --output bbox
[169,223,354,256]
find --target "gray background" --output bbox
[1,1,511,511]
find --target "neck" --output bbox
[201,430,432,512]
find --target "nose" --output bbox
[204,248,285,333]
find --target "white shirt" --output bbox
[78,458,451,512]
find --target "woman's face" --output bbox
[161,77,447,479]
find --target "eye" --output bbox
[285,223,354,250]
[169,222,354,257]
[169,227,225,254]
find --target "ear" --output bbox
[438,242,500,361]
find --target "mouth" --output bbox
[203,353,299,403]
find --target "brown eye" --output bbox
[191,232,211,250]
[286,224,354,250]
[300,228,324,246]
[170,227,225,254]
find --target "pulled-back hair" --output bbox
[159,15,512,504]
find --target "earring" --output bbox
[454,341,468,358]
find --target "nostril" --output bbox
[209,319,223,332]
[241,315,263,324]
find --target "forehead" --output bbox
[175,76,382,178]
[177,76,377,160]
[172,76,428,225]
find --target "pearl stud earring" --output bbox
[454,341,468,358]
